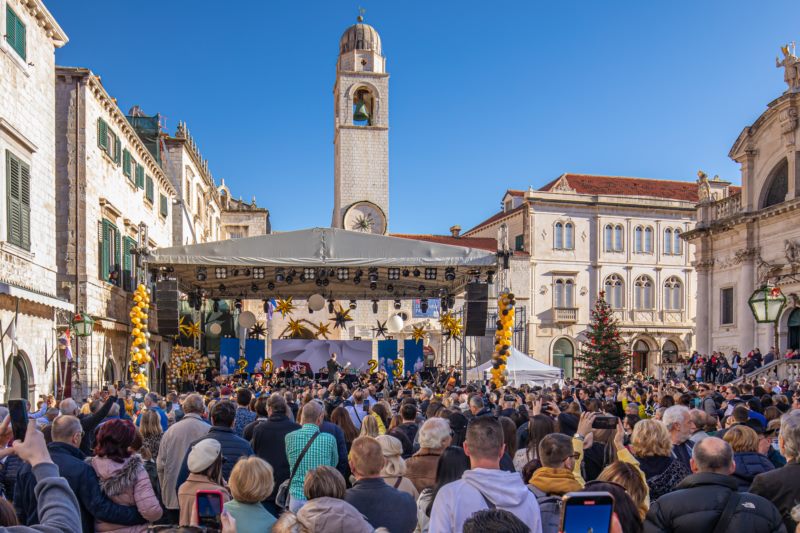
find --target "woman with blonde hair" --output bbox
[359,413,381,438]
[224,456,276,533]
[138,409,162,461]
[598,461,649,519]
[723,424,774,491]
[630,418,690,500]
[375,435,418,499]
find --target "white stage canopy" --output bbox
[468,347,563,387]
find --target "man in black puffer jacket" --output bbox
[644,437,785,533]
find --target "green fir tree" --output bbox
[577,291,629,381]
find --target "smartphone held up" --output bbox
[8,399,28,442]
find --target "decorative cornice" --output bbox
[17,0,68,47]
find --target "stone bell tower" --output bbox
[332,15,389,234]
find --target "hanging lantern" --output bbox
[72,313,95,337]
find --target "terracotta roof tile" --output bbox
[390,233,497,252]
[540,174,700,202]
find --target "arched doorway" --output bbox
[632,340,649,374]
[789,309,800,350]
[552,338,574,379]
[662,340,679,363]
[6,351,31,402]
[103,359,116,386]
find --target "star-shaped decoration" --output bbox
[372,320,388,339]
[275,297,296,318]
[285,319,312,339]
[439,312,455,331]
[314,321,332,339]
[332,305,353,330]
[353,213,375,232]
[411,324,425,344]
[445,317,463,340]
[186,321,202,339]
[178,316,192,337]
[249,322,266,339]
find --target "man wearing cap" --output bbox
[177,438,230,526]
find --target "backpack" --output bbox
[528,484,562,533]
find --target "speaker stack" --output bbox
[465,282,489,337]
[155,278,180,336]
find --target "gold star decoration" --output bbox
[314,321,332,339]
[445,317,463,340]
[332,304,353,329]
[372,320,388,339]
[178,316,192,337]
[249,322,266,339]
[280,318,314,339]
[439,312,455,331]
[275,297,296,318]
[411,324,426,344]
[186,321,202,339]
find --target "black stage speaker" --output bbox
[155,278,180,336]
[465,282,489,337]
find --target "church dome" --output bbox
[339,17,382,56]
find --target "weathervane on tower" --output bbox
[358,6,365,22]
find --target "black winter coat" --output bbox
[175,426,253,489]
[250,414,301,502]
[644,472,785,533]
[750,461,800,532]
[732,451,774,491]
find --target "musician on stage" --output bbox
[440,365,461,391]
[326,352,343,384]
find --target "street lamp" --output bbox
[748,285,787,354]
[71,313,94,337]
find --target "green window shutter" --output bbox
[113,226,121,272]
[135,164,144,189]
[97,118,108,151]
[145,176,154,203]
[6,151,21,248]
[122,236,136,291]
[6,6,24,60]
[19,159,30,250]
[100,220,111,282]
[113,134,121,165]
[122,149,132,178]
[15,11,25,61]
[159,194,168,217]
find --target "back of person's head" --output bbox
[188,438,224,483]
[267,393,288,415]
[537,433,573,468]
[303,465,346,500]
[692,436,734,474]
[418,417,451,450]
[230,456,273,503]
[462,509,530,533]
[527,414,555,451]
[583,481,643,533]
[51,415,81,444]
[469,395,484,410]
[689,409,706,430]
[236,388,252,407]
[597,461,648,518]
[94,419,137,462]
[211,400,236,428]
[349,436,384,477]
[59,398,78,416]
[145,392,159,405]
[140,409,163,438]
[723,424,759,453]
[498,416,518,456]
[465,416,504,461]
[781,409,800,460]
[732,404,750,424]
[400,403,416,421]
[741,383,753,394]
[253,395,269,417]
[182,393,205,415]
[0,498,18,527]
[631,418,671,457]
[301,400,324,425]
[375,434,406,477]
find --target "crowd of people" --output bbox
[1,353,800,532]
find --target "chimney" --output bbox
[449,225,461,238]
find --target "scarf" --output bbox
[529,467,583,495]
[372,412,386,435]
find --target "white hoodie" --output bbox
[428,468,543,533]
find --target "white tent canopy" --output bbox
[468,347,563,387]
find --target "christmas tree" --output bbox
[577,291,629,381]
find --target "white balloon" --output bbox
[238,311,257,329]
[387,314,404,333]
[308,294,326,312]
[207,322,222,336]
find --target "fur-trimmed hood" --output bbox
[88,454,143,497]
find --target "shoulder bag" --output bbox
[275,431,320,509]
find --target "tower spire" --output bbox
[357,6,365,22]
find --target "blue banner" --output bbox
[378,339,398,383]
[219,338,239,375]
[404,340,424,375]
[245,339,265,374]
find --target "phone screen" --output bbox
[363,400,370,410]
[8,399,28,442]
[196,491,222,528]
[561,492,613,533]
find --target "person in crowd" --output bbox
[462,509,531,533]
[242,395,269,442]
[135,393,168,432]
[417,446,470,533]
[87,419,163,531]
[445,412,468,447]
[177,438,230,526]
[428,417,542,533]
[14,415,146,533]
[583,480,642,533]
[375,435,418,499]
[156,393,210,524]
[394,403,420,445]
[406,417,451,493]
[359,413,381,438]
[138,410,162,462]
[597,460,650,520]
[644,437,784,532]
[164,392,184,425]
[689,409,711,443]
[224,456,277,533]
[285,399,338,513]
[528,432,583,533]
[722,424,774,491]
[60,385,120,456]
[514,414,554,472]
[330,406,358,450]
[662,405,695,471]
[344,389,369,430]
[630,418,691,500]
[467,396,492,419]
[175,400,254,488]
[250,394,301,514]
[233,388,256,437]
[345,436,417,533]
[751,409,800,532]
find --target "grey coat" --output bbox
[155,413,209,510]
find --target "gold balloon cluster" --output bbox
[491,292,515,387]
[129,284,152,390]
[167,346,208,387]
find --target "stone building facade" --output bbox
[217,180,270,239]
[685,48,800,356]
[464,175,698,377]
[55,67,177,398]
[0,0,69,402]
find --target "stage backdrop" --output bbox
[378,339,398,383]
[218,338,265,375]
[271,339,373,374]
[404,340,424,375]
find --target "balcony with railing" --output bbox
[554,307,578,323]
[712,192,742,221]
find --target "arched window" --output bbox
[353,87,375,126]
[605,274,624,309]
[673,229,682,255]
[662,340,679,363]
[664,228,673,255]
[614,225,624,252]
[554,279,565,307]
[564,223,574,250]
[554,279,575,307]
[604,224,614,252]
[663,276,683,310]
[634,275,654,309]
[634,226,643,253]
[552,338,574,378]
[644,227,653,253]
[554,222,564,250]
[762,158,789,209]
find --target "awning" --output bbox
[146,227,498,300]
[0,283,74,312]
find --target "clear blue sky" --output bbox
[49,1,800,234]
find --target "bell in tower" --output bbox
[353,89,372,125]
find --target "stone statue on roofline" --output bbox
[777,42,800,93]
[697,170,712,204]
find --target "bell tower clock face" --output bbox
[343,201,387,234]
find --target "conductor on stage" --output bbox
[327,352,342,384]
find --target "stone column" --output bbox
[738,250,757,353]
[694,261,713,355]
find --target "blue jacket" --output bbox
[321,420,349,477]
[345,477,417,533]
[732,451,775,491]
[176,426,253,489]
[136,406,169,431]
[13,442,145,533]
